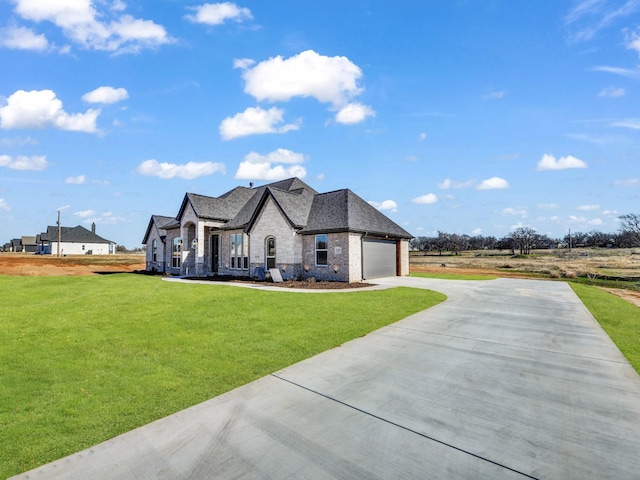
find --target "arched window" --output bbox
[265,236,276,269]
[152,239,157,262]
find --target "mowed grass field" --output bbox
[0,274,445,479]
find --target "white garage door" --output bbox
[363,238,397,279]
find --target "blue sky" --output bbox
[1,0,639,248]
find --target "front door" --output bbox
[211,234,219,273]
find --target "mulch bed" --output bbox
[182,275,372,290]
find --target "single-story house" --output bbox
[21,236,38,253]
[143,177,412,282]
[38,223,116,255]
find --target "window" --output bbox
[315,234,328,266]
[230,233,249,270]
[266,237,276,269]
[152,239,157,262]
[172,237,182,268]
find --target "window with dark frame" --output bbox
[152,239,157,262]
[230,233,248,270]
[172,237,182,268]
[266,236,276,269]
[315,234,328,266]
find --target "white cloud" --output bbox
[611,118,640,129]
[614,178,640,187]
[536,154,587,171]
[411,193,438,204]
[472,228,482,235]
[239,50,364,107]
[185,2,252,25]
[83,211,125,225]
[0,198,9,212]
[0,154,47,170]
[0,90,99,132]
[137,159,226,179]
[11,0,173,54]
[219,106,299,140]
[477,177,509,190]
[627,28,640,56]
[243,148,306,165]
[577,204,600,211]
[82,86,128,104]
[419,132,427,141]
[335,102,375,124]
[74,209,95,218]
[0,136,37,147]
[598,86,625,97]
[538,203,559,210]
[65,175,86,185]
[235,148,307,181]
[592,66,640,79]
[235,162,306,181]
[368,200,398,212]
[0,25,48,50]
[565,0,640,42]
[567,215,603,227]
[437,178,475,190]
[502,207,527,216]
[233,57,255,69]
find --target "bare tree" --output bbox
[619,213,640,247]
[509,227,538,255]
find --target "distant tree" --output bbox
[116,245,127,252]
[585,230,610,248]
[619,213,640,246]
[509,227,537,255]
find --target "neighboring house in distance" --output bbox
[38,223,116,255]
[21,236,38,253]
[142,215,178,273]
[143,177,412,282]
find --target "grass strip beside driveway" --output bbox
[0,274,445,479]
[571,283,640,374]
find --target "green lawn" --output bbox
[570,283,640,374]
[0,274,445,478]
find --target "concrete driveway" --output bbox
[12,277,640,479]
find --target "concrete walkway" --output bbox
[12,277,640,479]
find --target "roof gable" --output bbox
[177,187,256,222]
[224,178,317,231]
[142,215,176,244]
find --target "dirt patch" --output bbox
[410,264,533,279]
[600,288,640,308]
[0,253,145,276]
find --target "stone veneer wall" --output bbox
[247,197,298,280]
[302,232,354,282]
[399,239,410,276]
[348,232,363,281]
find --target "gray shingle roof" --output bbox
[179,187,255,221]
[148,177,412,240]
[300,189,413,238]
[41,225,115,244]
[142,215,177,244]
[224,180,317,230]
